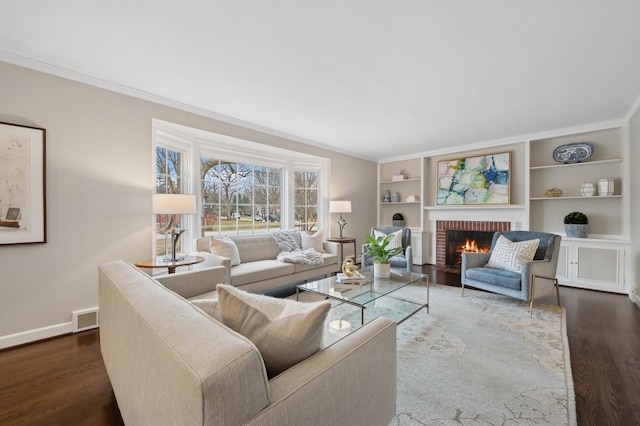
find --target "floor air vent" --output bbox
[73,308,99,333]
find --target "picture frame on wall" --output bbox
[436,151,510,205]
[0,122,46,244]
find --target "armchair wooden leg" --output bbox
[461,283,465,297]
[530,274,560,318]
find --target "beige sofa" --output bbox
[194,233,340,294]
[99,260,397,426]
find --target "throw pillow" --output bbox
[487,235,540,272]
[190,299,221,322]
[210,237,241,266]
[270,230,301,252]
[216,284,331,378]
[373,229,403,250]
[301,230,325,252]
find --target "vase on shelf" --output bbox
[597,178,614,196]
[580,182,596,197]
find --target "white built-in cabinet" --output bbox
[556,240,626,292]
[528,125,629,293]
[410,230,429,265]
[378,158,424,228]
[376,122,630,293]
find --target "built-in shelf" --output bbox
[529,158,622,170]
[381,201,421,205]
[530,195,622,201]
[380,178,421,184]
[424,204,525,211]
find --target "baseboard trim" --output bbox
[0,322,73,350]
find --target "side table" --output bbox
[327,237,357,266]
[135,255,204,274]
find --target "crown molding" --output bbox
[380,117,628,163]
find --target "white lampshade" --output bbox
[329,201,352,214]
[152,194,196,215]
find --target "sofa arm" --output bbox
[155,266,228,299]
[322,240,339,256]
[247,317,397,426]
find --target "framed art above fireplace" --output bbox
[436,151,510,205]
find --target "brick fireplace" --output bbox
[436,220,511,267]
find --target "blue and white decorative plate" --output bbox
[552,142,595,164]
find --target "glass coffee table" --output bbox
[296,268,429,331]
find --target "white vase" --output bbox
[580,182,596,197]
[374,262,390,278]
[597,178,614,196]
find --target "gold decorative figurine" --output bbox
[341,257,363,278]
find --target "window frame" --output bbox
[152,119,330,250]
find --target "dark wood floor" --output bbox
[1,265,639,426]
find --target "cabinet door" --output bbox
[410,231,429,265]
[574,245,624,291]
[411,233,421,264]
[555,244,569,282]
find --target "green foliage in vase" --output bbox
[564,211,588,224]
[365,234,403,264]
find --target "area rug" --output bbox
[295,283,576,425]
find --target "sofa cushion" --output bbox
[217,284,331,378]
[230,260,295,286]
[231,234,282,263]
[301,230,325,253]
[211,237,241,266]
[466,266,522,290]
[487,235,539,272]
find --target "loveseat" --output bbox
[99,260,397,426]
[194,231,340,295]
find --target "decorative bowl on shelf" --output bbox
[552,142,595,164]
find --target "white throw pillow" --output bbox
[210,237,241,266]
[301,230,325,252]
[190,299,221,322]
[216,284,331,378]
[487,235,540,272]
[373,229,403,250]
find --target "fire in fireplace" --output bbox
[445,230,494,267]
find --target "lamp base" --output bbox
[337,214,347,238]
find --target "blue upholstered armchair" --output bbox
[461,231,561,314]
[361,227,412,272]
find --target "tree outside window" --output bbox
[294,171,319,233]
[155,146,183,256]
[200,157,282,235]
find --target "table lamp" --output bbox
[329,200,351,238]
[153,193,196,261]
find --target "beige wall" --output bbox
[0,61,377,346]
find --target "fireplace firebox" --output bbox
[445,230,494,267]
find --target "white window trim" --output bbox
[152,119,331,240]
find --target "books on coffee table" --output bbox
[334,273,367,288]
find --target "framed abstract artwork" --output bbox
[0,122,46,244]
[436,151,510,205]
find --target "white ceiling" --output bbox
[2,1,640,160]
